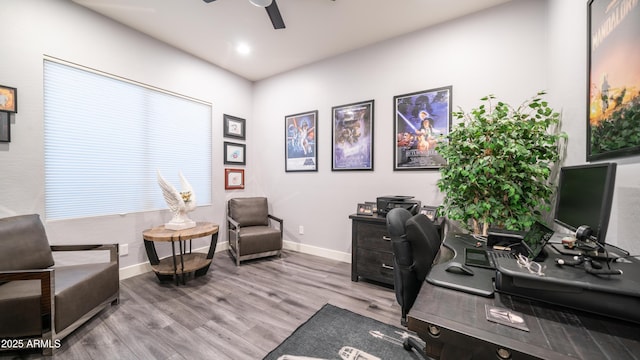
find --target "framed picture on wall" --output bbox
[0,112,10,142]
[0,85,17,113]
[224,168,245,190]
[587,0,640,161]
[331,99,374,171]
[223,114,246,140]
[224,141,246,165]
[393,86,452,170]
[285,110,318,172]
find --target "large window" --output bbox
[44,59,212,220]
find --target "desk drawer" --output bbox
[355,248,394,284]
[354,222,391,251]
[411,320,541,360]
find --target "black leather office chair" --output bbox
[387,208,442,359]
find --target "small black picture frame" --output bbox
[357,203,374,216]
[365,201,378,214]
[420,205,438,221]
[224,141,246,165]
[223,114,246,140]
[0,112,10,142]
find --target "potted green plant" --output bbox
[436,91,567,235]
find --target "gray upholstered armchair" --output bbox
[0,214,119,355]
[227,197,283,266]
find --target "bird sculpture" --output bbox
[157,170,197,230]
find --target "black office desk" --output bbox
[408,233,640,360]
[408,283,640,360]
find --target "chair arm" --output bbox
[51,244,119,263]
[268,214,283,225]
[268,214,283,239]
[0,269,54,332]
[227,216,240,230]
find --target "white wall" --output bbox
[252,0,640,257]
[2,0,639,272]
[252,0,550,256]
[546,0,640,256]
[0,0,253,269]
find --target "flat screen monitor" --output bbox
[553,162,617,244]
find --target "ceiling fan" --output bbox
[203,0,285,30]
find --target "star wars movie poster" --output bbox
[588,0,640,160]
[285,110,318,172]
[394,86,452,170]
[332,100,374,171]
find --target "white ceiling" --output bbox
[71,0,511,81]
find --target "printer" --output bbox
[376,195,421,216]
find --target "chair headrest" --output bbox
[0,214,55,270]
[386,208,412,237]
[228,197,269,226]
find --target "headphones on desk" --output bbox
[555,255,623,275]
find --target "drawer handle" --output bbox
[381,264,394,270]
[382,236,391,241]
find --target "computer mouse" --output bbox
[445,262,475,276]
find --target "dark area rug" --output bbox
[263,304,423,360]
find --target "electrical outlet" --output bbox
[299,225,304,235]
[120,243,129,256]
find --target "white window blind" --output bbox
[44,59,212,220]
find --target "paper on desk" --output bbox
[485,304,529,332]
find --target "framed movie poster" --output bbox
[285,110,318,172]
[332,100,374,171]
[223,114,246,140]
[394,86,452,170]
[587,0,640,161]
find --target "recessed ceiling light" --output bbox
[236,43,251,55]
[249,0,273,7]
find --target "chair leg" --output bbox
[401,308,408,327]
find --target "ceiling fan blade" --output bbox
[265,0,285,29]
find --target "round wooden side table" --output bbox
[142,222,219,285]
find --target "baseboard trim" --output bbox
[282,240,351,263]
[119,242,230,280]
[119,240,350,280]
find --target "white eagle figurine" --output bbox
[157,170,197,230]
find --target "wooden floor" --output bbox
[2,251,402,360]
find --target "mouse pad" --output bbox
[427,234,495,297]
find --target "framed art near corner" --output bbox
[0,85,17,113]
[0,112,10,142]
[285,110,318,172]
[394,86,452,170]
[332,100,374,171]
[356,203,374,216]
[420,205,438,221]
[587,0,640,161]
[223,114,246,140]
[224,168,245,190]
[224,141,246,165]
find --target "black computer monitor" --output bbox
[553,162,617,244]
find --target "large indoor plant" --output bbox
[436,91,567,235]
